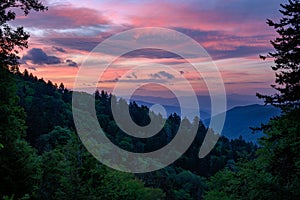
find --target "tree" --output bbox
[257,108,300,196]
[0,0,47,71]
[204,109,300,199]
[257,0,300,110]
[0,67,41,199]
[38,130,165,200]
[256,0,300,192]
[205,1,300,199]
[0,0,47,198]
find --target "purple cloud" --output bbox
[22,48,61,65]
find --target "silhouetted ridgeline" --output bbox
[6,70,258,199]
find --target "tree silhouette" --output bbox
[257,0,300,110]
[0,0,47,71]
[205,1,300,199]
[0,0,47,198]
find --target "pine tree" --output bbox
[0,68,41,199]
[205,1,300,199]
[0,0,47,198]
[257,0,300,110]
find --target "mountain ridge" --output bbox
[204,104,281,142]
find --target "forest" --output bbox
[1,0,299,199]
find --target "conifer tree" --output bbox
[258,0,300,110]
[0,0,47,198]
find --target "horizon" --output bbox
[13,0,283,102]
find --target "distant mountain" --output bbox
[128,93,262,112]
[132,99,211,119]
[128,95,280,142]
[128,93,263,117]
[204,104,281,142]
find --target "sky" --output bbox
[14,0,285,100]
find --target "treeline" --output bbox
[0,69,257,199]
[205,108,300,199]
[1,69,164,200]
[1,0,299,199]
[205,0,300,199]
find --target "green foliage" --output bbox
[172,189,192,200]
[13,71,259,199]
[205,161,278,200]
[0,68,40,199]
[1,1,47,198]
[37,130,165,200]
[2,1,164,199]
[16,71,73,146]
[257,108,300,195]
[1,1,298,199]
[206,1,300,199]
[0,0,47,71]
[138,166,206,200]
[0,69,26,142]
[205,92,300,200]
[36,126,72,152]
[257,0,300,110]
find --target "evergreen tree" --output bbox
[0,0,47,198]
[205,109,300,199]
[258,0,300,110]
[205,1,300,199]
[38,129,166,200]
[0,68,41,199]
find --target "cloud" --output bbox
[98,78,119,83]
[186,77,202,81]
[150,71,175,79]
[126,72,138,79]
[21,0,279,60]
[46,27,273,61]
[28,66,37,71]
[122,0,280,34]
[53,46,67,53]
[22,48,61,65]
[22,48,79,68]
[124,48,182,59]
[175,27,274,59]
[49,37,101,52]
[14,4,110,30]
[207,45,273,60]
[66,59,78,67]
[98,78,168,84]
[225,81,266,85]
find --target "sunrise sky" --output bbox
[14,0,283,99]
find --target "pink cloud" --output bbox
[97,0,278,37]
[14,4,110,29]
[15,0,281,97]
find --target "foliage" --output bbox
[0,67,40,199]
[257,108,300,194]
[2,70,258,199]
[0,2,261,197]
[37,128,165,200]
[205,109,300,199]
[16,70,73,146]
[257,0,300,110]
[0,0,47,71]
[1,1,47,198]
[206,1,300,199]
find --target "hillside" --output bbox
[0,70,258,199]
[204,104,281,141]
